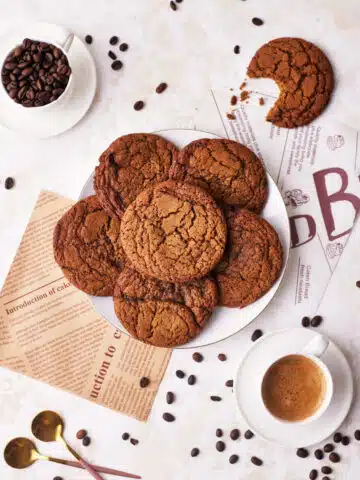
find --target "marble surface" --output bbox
[2,1,360,479]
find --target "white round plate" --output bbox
[80,129,290,348]
[0,22,96,137]
[235,328,353,447]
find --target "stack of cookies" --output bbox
[53,133,283,348]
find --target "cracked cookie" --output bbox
[114,267,218,347]
[53,195,126,296]
[247,37,334,128]
[214,209,283,308]
[120,180,227,283]
[94,133,179,220]
[170,138,267,213]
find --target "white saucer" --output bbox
[0,22,96,137]
[79,129,291,348]
[235,328,353,447]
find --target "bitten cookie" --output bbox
[214,209,283,308]
[120,180,227,283]
[53,195,126,296]
[114,267,218,347]
[170,138,267,213]
[247,37,334,128]
[94,133,179,220]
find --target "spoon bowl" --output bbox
[31,410,64,442]
[4,437,40,469]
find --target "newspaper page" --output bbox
[213,86,360,317]
[0,191,171,422]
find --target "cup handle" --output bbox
[51,26,74,53]
[302,334,329,358]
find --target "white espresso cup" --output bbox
[260,334,333,424]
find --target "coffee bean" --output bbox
[76,429,87,440]
[309,470,318,480]
[176,0,183,2]
[230,95,237,106]
[218,353,227,361]
[119,43,129,52]
[311,315,322,327]
[82,436,91,446]
[216,428,223,437]
[355,429,360,440]
[163,412,175,422]
[108,51,117,60]
[122,432,130,440]
[333,432,342,443]
[329,452,340,463]
[14,46,23,57]
[297,448,309,458]
[244,430,254,439]
[139,376,150,388]
[111,60,123,71]
[85,35,93,45]
[166,391,175,404]
[4,177,15,190]
[323,443,334,453]
[110,36,119,45]
[156,82,168,94]
[321,466,332,474]
[8,88,17,99]
[234,45,240,54]
[170,1,177,10]
[225,379,233,388]
[188,374,196,385]
[53,48,61,59]
[230,429,240,440]
[251,329,263,342]
[22,67,33,77]
[4,62,17,70]
[216,441,225,452]
[192,352,203,363]
[314,449,324,460]
[356,280,360,288]
[176,369,185,378]
[341,435,350,445]
[252,17,264,26]
[210,396,222,402]
[251,456,263,466]
[130,438,139,446]
[229,454,239,464]
[134,100,145,111]
[23,99,34,107]
[302,316,310,327]
[191,447,199,457]
[53,477,63,480]
[323,477,330,480]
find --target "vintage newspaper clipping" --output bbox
[0,191,171,421]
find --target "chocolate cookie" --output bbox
[94,133,179,220]
[247,37,334,128]
[53,195,126,296]
[114,267,217,347]
[170,138,267,213]
[214,209,283,307]
[120,180,227,283]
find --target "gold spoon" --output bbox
[4,437,141,478]
[31,411,106,480]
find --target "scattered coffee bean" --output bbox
[191,447,199,457]
[53,477,63,480]
[108,50,117,60]
[230,429,240,440]
[355,429,360,440]
[111,60,123,71]
[234,45,240,54]
[342,435,350,445]
[216,440,226,452]
[109,36,119,45]
[311,315,322,327]
[170,1,177,10]
[85,35,93,45]
[314,449,324,460]
[210,395,222,402]
[329,452,340,463]
[122,432,130,440]
[356,280,360,288]
[297,448,309,458]
[321,466,332,475]
[4,177,15,190]
[302,316,310,327]
[140,376,150,388]
[163,412,175,422]
[134,100,145,111]
[82,436,91,446]
[229,454,239,464]
[333,432,342,443]
[244,429,254,439]
[192,352,203,363]
[251,456,263,466]
[251,329,263,342]
[218,353,227,361]
[176,0,183,2]
[309,469,318,480]
[230,95,237,106]
[323,443,334,453]
[156,82,168,94]
[176,369,185,378]
[188,374,196,385]
[130,438,139,446]
[252,17,264,26]
[216,428,223,437]
[166,391,175,404]
[323,477,330,480]
[225,379,233,388]
[76,429,87,440]
[119,43,129,52]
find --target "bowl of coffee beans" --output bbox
[1,37,72,108]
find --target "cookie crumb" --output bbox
[226,113,236,120]
[240,90,249,102]
[259,97,265,106]
[230,95,238,106]
[240,82,247,90]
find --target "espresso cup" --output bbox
[260,334,333,424]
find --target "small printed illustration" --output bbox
[327,134,345,151]
[326,242,344,259]
[284,189,310,207]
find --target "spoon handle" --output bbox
[47,456,141,478]
[60,437,105,480]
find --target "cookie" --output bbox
[114,267,217,347]
[94,133,179,220]
[214,209,283,308]
[53,195,126,296]
[247,37,334,128]
[170,138,267,213]
[120,180,227,283]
